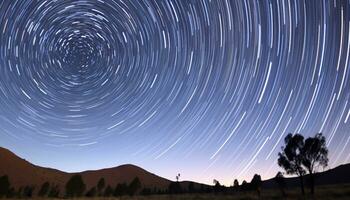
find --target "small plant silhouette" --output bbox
[176,173,180,182]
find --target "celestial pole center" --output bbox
[0,0,349,185]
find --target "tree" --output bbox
[114,183,128,196]
[213,179,222,194]
[48,184,60,198]
[250,174,262,197]
[104,185,113,197]
[97,177,105,196]
[176,173,181,182]
[128,177,141,196]
[0,175,10,197]
[65,174,86,197]
[241,180,248,191]
[233,179,239,187]
[38,182,50,197]
[278,133,306,194]
[274,172,286,197]
[301,133,328,194]
[23,186,35,198]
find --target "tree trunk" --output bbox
[310,172,315,195]
[299,175,305,195]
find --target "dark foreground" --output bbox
[6,184,350,200]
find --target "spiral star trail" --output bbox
[0,0,349,185]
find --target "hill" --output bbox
[262,164,350,189]
[0,147,171,196]
[1,146,350,197]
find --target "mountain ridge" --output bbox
[0,147,171,195]
[1,146,350,196]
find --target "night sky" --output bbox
[0,0,349,185]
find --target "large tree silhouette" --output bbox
[278,133,306,194]
[278,133,329,195]
[301,133,328,194]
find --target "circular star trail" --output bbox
[0,0,350,184]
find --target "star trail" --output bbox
[0,0,349,185]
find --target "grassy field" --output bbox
[9,184,350,200]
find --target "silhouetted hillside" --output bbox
[262,164,350,189]
[0,147,171,196]
[1,146,349,197]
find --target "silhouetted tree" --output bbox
[104,185,113,197]
[241,180,248,191]
[278,133,306,194]
[176,173,181,182]
[250,174,262,197]
[274,172,286,197]
[114,183,128,196]
[65,174,86,197]
[23,186,35,198]
[233,179,239,187]
[97,177,105,196]
[86,187,96,197]
[128,177,141,196]
[213,179,222,194]
[48,184,60,198]
[301,133,328,194]
[38,182,50,197]
[0,175,10,197]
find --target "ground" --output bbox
[10,184,350,200]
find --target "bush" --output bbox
[0,175,10,197]
[65,174,86,197]
[128,177,141,196]
[23,186,35,198]
[250,174,262,196]
[38,182,50,197]
[97,177,105,195]
[114,183,128,196]
[104,185,113,197]
[48,184,60,198]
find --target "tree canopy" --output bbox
[65,174,86,197]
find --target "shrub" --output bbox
[65,174,86,197]
[38,182,50,197]
[0,175,10,197]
